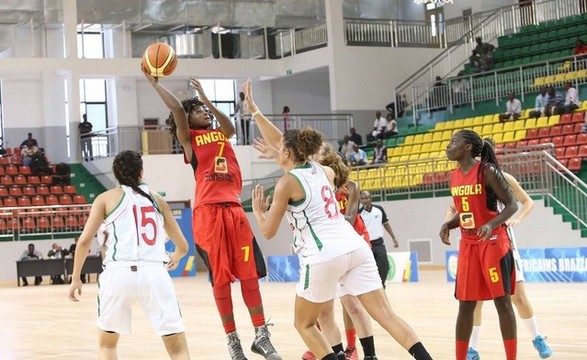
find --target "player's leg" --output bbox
[512,282,552,358]
[295,297,336,359]
[340,295,373,359]
[98,330,120,360]
[317,299,344,355]
[162,332,190,360]
[467,301,483,360]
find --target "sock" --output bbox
[332,343,344,355]
[504,338,517,360]
[522,316,540,339]
[321,354,338,360]
[213,283,235,334]
[240,278,265,327]
[456,340,469,360]
[469,325,481,350]
[251,314,266,329]
[345,329,356,348]
[408,342,432,360]
[359,336,375,357]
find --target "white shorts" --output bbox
[296,245,382,303]
[507,227,525,282]
[97,262,185,336]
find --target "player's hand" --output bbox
[189,77,209,102]
[252,184,268,214]
[477,224,493,241]
[165,252,181,271]
[68,279,83,302]
[243,80,259,114]
[252,138,279,160]
[392,238,399,248]
[505,218,520,227]
[439,223,451,245]
[142,66,158,86]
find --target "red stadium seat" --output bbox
[65,215,78,229]
[572,112,585,123]
[568,157,582,171]
[577,133,587,145]
[9,186,22,197]
[555,147,565,158]
[564,134,577,146]
[549,126,562,137]
[526,128,538,139]
[37,216,50,231]
[45,195,58,206]
[73,194,87,204]
[19,166,31,175]
[50,185,63,195]
[32,195,45,206]
[528,139,540,147]
[579,144,587,157]
[14,175,27,186]
[539,137,552,144]
[27,176,40,185]
[1,175,13,186]
[552,136,564,147]
[5,165,18,176]
[36,186,49,196]
[0,187,8,197]
[4,197,17,207]
[40,175,52,185]
[18,196,31,207]
[561,124,575,135]
[537,127,550,138]
[63,185,77,194]
[563,146,578,159]
[51,216,65,230]
[517,140,528,148]
[59,194,72,205]
[0,157,10,165]
[21,217,35,231]
[574,123,583,133]
[23,186,35,196]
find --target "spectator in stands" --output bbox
[385,94,407,118]
[349,127,363,146]
[367,111,387,142]
[19,243,43,286]
[52,162,71,186]
[544,86,565,116]
[21,140,41,166]
[474,37,495,71]
[282,106,290,132]
[383,113,398,138]
[20,132,38,148]
[47,243,69,284]
[372,139,387,164]
[470,50,482,73]
[452,71,470,106]
[573,38,587,58]
[555,81,580,115]
[498,92,522,122]
[529,87,549,118]
[349,143,368,167]
[339,135,356,161]
[79,113,94,161]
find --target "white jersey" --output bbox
[102,184,168,265]
[286,161,365,265]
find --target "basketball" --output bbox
[141,43,177,78]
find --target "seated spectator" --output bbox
[452,71,470,106]
[574,38,587,58]
[19,243,43,286]
[382,113,398,138]
[349,127,362,146]
[349,144,367,167]
[338,135,356,161]
[470,50,482,73]
[474,37,495,71]
[47,243,69,284]
[553,81,580,115]
[499,92,522,122]
[52,162,71,186]
[20,133,38,148]
[529,87,549,118]
[21,140,41,166]
[385,94,407,118]
[372,139,387,164]
[367,111,387,142]
[544,86,565,116]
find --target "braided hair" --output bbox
[165,97,214,138]
[457,129,503,211]
[112,150,157,209]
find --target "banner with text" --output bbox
[445,247,587,282]
[166,208,197,278]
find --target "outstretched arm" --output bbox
[190,77,235,138]
[243,80,283,150]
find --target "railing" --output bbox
[412,54,587,116]
[394,0,582,121]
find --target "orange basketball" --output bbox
[141,43,177,78]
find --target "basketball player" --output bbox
[244,80,433,360]
[144,70,280,360]
[444,138,552,360]
[68,150,190,360]
[440,130,518,360]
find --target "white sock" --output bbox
[470,326,481,350]
[522,316,540,339]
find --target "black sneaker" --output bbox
[227,331,248,360]
[251,324,281,360]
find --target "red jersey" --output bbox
[335,188,370,242]
[449,162,507,244]
[186,129,242,208]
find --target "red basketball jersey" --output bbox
[186,129,242,207]
[449,162,507,244]
[335,188,370,242]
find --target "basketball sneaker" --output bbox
[251,324,282,360]
[227,331,248,360]
[466,347,480,360]
[532,335,552,359]
[301,350,316,360]
[344,346,358,360]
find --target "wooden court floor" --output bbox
[0,270,585,359]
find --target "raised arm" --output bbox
[190,77,235,138]
[243,80,283,150]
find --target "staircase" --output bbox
[68,163,106,204]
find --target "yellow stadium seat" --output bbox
[548,115,560,126]
[502,131,514,143]
[399,155,409,162]
[357,169,368,180]
[503,121,514,132]
[533,76,545,87]
[430,142,441,152]
[422,133,433,143]
[391,147,402,157]
[481,124,493,136]
[412,134,424,144]
[417,152,429,160]
[544,75,556,85]
[514,129,526,140]
[441,130,452,140]
[472,126,483,136]
[366,168,380,179]
[482,114,495,124]
[577,69,587,79]
[400,145,413,156]
[386,148,393,158]
[453,119,464,129]
[434,122,446,131]
[421,143,431,153]
[443,120,455,130]
[525,118,537,128]
[432,131,443,142]
[462,118,474,128]
[554,73,566,84]
[536,116,548,127]
[492,123,504,133]
[410,174,424,187]
[580,100,587,111]
[403,135,415,145]
[565,71,577,81]
[492,132,504,143]
[473,116,484,126]
[513,119,525,131]
[408,154,419,161]
[411,144,422,154]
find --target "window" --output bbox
[77,24,104,59]
[199,79,237,143]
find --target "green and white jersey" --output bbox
[286,161,365,265]
[102,184,168,265]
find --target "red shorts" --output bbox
[455,235,516,301]
[193,204,264,287]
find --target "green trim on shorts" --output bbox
[304,264,310,290]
